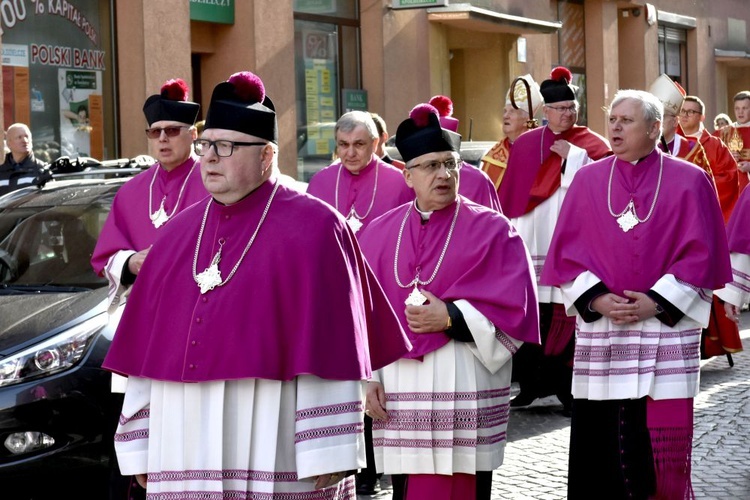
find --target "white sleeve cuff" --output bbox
[560,271,602,316]
[715,253,750,307]
[651,274,712,327]
[104,250,136,314]
[456,299,523,375]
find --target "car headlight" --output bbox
[0,313,108,387]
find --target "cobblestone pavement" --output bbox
[359,316,750,499]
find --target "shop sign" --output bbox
[190,0,234,25]
[342,89,367,112]
[2,44,29,67]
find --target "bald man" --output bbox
[0,123,50,195]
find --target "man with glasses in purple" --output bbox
[498,66,611,415]
[92,78,207,313]
[103,71,410,498]
[360,103,539,500]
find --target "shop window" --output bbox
[1,0,116,161]
[294,3,361,181]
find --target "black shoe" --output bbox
[355,475,379,495]
[557,394,573,417]
[510,392,537,408]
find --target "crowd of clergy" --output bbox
[89,66,749,500]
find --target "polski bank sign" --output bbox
[190,0,234,24]
[392,0,448,9]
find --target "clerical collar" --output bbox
[632,149,657,165]
[414,203,433,222]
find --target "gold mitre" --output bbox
[506,74,544,115]
[648,74,685,116]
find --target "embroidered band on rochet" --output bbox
[295,401,362,421]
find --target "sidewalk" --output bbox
[360,316,750,499]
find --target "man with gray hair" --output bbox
[0,123,50,196]
[307,110,412,234]
[542,89,731,499]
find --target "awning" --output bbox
[715,48,750,67]
[425,3,562,35]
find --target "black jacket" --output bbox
[0,152,50,196]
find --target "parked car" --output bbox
[0,157,151,496]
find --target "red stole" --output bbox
[524,126,611,214]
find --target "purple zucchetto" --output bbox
[395,103,461,163]
[142,78,200,126]
[204,71,278,144]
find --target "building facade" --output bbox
[1,0,749,179]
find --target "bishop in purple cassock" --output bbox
[541,90,731,500]
[359,102,539,500]
[91,78,207,313]
[103,71,411,499]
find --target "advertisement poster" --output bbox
[1,0,107,161]
[302,30,337,158]
[58,69,101,157]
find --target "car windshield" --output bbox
[0,183,116,289]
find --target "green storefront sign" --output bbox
[342,89,368,112]
[66,71,98,90]
[190,0,235,24]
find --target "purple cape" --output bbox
[726,184,750,254]
[103,179,412,382]
[306,156,414,232]
[541,149,732,293]
[458,162,501,211]
[91,155,208,274]
[359,197,540,359]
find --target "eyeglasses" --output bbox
[145,126,189,139]
[193,139,267,157]
[406,158,461,173]
[546,105,578,114]
[679,109,701,117]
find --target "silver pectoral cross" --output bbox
[405,285,428,306]
[616,200,639,233]
[195,248,223,294]
[150,198,169,228]
[346,210,363,233]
